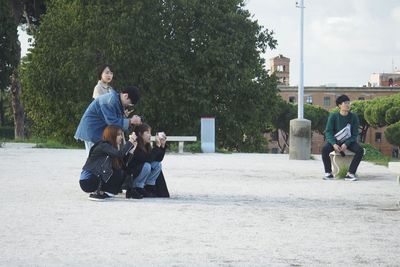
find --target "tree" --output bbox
[22,0,279,150]
[385,121,400,147]
[348,100,370,143]
[5,0,46,138]
[0,1,18,126]
[269,100,329,153]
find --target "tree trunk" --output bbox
[11,43,25,139]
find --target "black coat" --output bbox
[83,140,134,183]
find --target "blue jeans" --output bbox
[132,162,162,188]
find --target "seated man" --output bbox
[321,94,364,181]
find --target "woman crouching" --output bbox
[125,123,166,199]
[79,125,136,201]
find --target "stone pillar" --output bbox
[289,118,311,160]
[201,117,215,153]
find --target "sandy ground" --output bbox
[0,142,399,266]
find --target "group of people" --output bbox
[75,64,169,201]
[74,64,364,201]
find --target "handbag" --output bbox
[334,123,351,143]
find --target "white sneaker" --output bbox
[345,173,358,181]
[323,173,334,180]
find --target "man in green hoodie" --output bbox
[322,94,364,181]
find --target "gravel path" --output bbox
[0,143,399,266]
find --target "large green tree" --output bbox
[22,0,279,150]
[0,1,18,126]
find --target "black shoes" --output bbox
[88,192,111,201]
[125,188,143,199]
[135,187,156,198]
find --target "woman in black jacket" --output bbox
[80,125,136,201]
[125,123,166,198]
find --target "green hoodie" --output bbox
[324,111,359,146]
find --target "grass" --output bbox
[361,143,393,167]
[1,137,82,149]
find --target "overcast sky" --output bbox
[245,0,400,86]
[20,0,400,87]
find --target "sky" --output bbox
[19,0,400,87]
[245,0,400,86]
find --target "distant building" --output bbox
[270,54,290,85]
[368,72,400,87]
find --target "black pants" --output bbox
[79,170,125,195]
[321,142,364,174]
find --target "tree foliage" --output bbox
[269,99,329,153]
[385,121,400,147]
[0,1,18,126]
[21,0,279,150]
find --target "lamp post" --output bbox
[289,0,311,160]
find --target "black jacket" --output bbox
[125,145,166,178]
[82,140,134,183]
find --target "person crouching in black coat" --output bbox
[125,123,166,199]
[79,125,137,201]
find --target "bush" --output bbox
[0,126,14,139]
[361,143,391,166]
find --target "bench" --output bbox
[329,151,355,177]
[388,162,400,184]
[150,136,197,153]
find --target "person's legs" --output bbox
[145,162,162,186]
[132,163,151,188]
[102,169,125,195]
[346,142,364,175]
[79,176,99,193]
[321,142,335,173]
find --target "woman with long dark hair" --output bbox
[79,125,136,201]
[125,123,166,198]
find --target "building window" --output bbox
[323,96,330,107]
[358,97,365,100]
[289,96,296,103]
[375,132,382,143]
[276,65,284,72]
[306,96,313,104]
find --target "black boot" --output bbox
[144,185,158,197]
[135,187,156,198]
[126,188,143,199]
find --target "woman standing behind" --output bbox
[125,123,166,199]
[93,64,114,99]
[80,125,136,201]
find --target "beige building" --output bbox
[272,86,400,156]
[368,72,400,87]
[270,54,290,85]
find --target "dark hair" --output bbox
[102,125,122,169]
[98,64,113,80]
[122,85,140,105]
[336,94,350,106]
[134,123,151,153]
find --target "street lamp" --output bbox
[289,0,311,160]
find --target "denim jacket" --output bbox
[74,90,130,143]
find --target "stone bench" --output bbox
[151,136,197,153]
[329,151,355,177]
[388,162,400,184]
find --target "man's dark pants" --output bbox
[321,142,364,174]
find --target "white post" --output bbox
[298,0,304,119]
